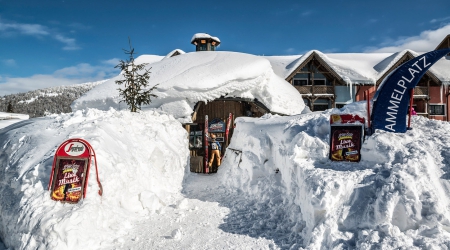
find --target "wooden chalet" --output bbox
[274,35,450,121]
[285,51,346,111]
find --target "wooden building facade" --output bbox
[284,35,450,121]
[285,52,347,111]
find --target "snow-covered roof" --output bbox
[163,49,185,60]
[72,51,306,119]
[266,50,450,85]
[134,54,164,65]
[266,51,377,85]
[190,33,221,43]
[430,56,450,83]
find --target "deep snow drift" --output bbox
[0,109,189,249]
[1,101,450,249]
[220,102,450,249]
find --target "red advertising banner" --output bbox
[329,114,365,162]
[48,138,102,204]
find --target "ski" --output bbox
[223,113,233,157]
[204,115,209,174]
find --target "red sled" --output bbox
[48,138,103,203]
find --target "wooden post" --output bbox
[366,90,371,129]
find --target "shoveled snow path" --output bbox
[106,172,288,250]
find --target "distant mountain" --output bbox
[0,80,106,118]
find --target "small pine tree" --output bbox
[115,39,158,112]
[7,101,13,113]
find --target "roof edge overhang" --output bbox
[435,34,450,50]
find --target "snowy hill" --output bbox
[0,80,106,118]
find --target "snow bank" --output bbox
[219,103,450,249]
[72,51,305,119]
[0,109,189,249]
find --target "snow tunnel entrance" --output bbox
[184,99,268,173]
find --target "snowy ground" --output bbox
[1,102,450,249]
[0,112,29,130]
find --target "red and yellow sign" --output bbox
[48,138,102,203]
[329,114,365,162]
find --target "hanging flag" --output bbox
[371,49,450,133]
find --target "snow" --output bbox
[163,49,186,60]
[2,99,450,249]
[266,50,450,87]
[0,112,29,129]
[190,33,221,43]
[72,51,306,119]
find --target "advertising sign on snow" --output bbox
[48,138,102,203]
[329,114,365,162]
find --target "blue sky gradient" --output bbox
[1,0,450,94]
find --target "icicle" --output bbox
[349,81,353,102]
[440,84,443,103]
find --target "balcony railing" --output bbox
[294,85,334,95]
[413,86,428,96]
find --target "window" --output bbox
[430,105,445,115]
[189,126,203,149]
[335,104,345,109]
[293,79,308,86]
[198,44,207,51]
[313,104,329,111]
[313,79,326,85]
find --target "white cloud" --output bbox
[54,34,80,50]
[365,24,450,53]
[0,22,49,36]
[0,75,84,95]
[430,16,450,24]
[2,59,16,67]
[0,60,120,95]
[102,58,120,66]
[0,19,80,50]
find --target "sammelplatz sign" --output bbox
[371,48,450,133]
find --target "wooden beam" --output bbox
[191,102,203,122]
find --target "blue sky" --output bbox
[1,0,450,95]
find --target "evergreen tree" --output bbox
[115,39,158,112]
[7,101,13,113]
